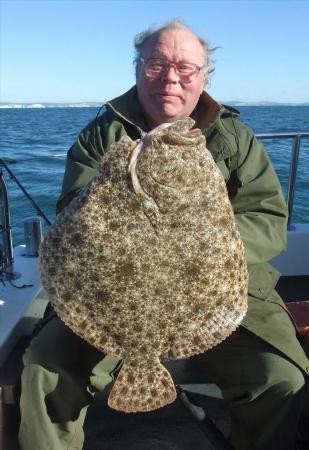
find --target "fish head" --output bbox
[137,118,210,193]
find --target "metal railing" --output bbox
[255,132,309,227]
[0,159,51,271]
[0,167,13,269]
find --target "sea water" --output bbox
[0,105,308,245]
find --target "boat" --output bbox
[0,132,308,450]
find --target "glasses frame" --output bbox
[139,57,205,82]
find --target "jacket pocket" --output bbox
[247,262,281,300]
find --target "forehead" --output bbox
[143,28,205,63]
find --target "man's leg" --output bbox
[19,316,121,450]
[197,328,307,450]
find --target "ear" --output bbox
[202,76,208,92]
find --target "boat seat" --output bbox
[0,336,29,450]
[286,301,309,336]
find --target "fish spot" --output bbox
[109,221,119,231]
[99,193,112,205]
[158,321,167,330]
[48,267,57,276]
[209,289,218,297]
[119,385,128,395]
[129,358,139,368]
[129,199,141,212]
[52,237,62,247]
[116,261,136,280]
[71,233,83,246]
[63,291,73,302]
[193,303,203,314]
[132,399,139,408]
[170,222,179,229]
[75,280,83,290]
[128,303,138,313]
[152,341,160,349]
[90,272,100,282]
[96,289,110,302]
[154,286,167,297]
[79,320,88,329]
[151,388,159,397]
[113,333,123,345]
[147,374,155,383]
[184,262,201,278]
[224,259,234,269]
[126,373,135,384]
[165,303,175,312]
[218,216,230,227]
[161,378,170,388]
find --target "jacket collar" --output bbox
[106,86,240,161]
[105,85,233,133]
[105,86,149,135]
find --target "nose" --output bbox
[161,64,179,83]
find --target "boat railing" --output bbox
[0,159,51,273]
[0,167,13,270]
[255,131,309,227]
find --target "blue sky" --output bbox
[1,0,308,103]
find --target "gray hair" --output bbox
[133,18,216,80]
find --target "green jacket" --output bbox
[57,86,309,374]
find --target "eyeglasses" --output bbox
[139,57,205,83]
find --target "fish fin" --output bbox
[108,357,176,413]
[167,304,248,359]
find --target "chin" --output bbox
[158,108,184,124]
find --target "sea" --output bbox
[1,104,309,246]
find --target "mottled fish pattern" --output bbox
[40,118,248,413]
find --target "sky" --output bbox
[1,0,308,104]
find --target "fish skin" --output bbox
[39,117,248,413]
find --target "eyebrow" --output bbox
[148,54,199,64]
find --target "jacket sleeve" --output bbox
[56,114,127,213]
[231,124,288,265]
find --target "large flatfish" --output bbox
[39,118,248,413]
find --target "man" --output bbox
[19,20,308,450]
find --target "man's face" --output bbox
[136,28,206,129]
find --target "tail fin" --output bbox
[108,357,176,413]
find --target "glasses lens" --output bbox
[144,58,199,82]
[145,59,165,76]
[177,63,197,75]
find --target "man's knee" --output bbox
[265,356,306,398]
[22,316,104,374]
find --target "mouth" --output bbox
[155,93,183,102]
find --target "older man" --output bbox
[19,20,308,450]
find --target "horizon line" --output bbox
[1,100,309,108]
